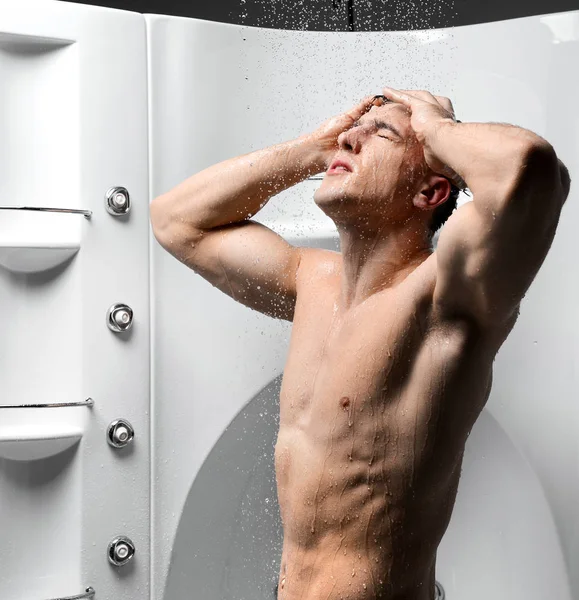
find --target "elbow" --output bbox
[505,140,561,199]
[150,195,181,251]
[499,142,568,237]
[149,197,178,252]
[557,158,571,205]
[518,138,558,173]
[149,195,205,251]
[521,141,571,207]
[149,194,174,235]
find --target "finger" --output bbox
[399,89,456,119]
[382,86,415,107]
[399,89,429,101]
[415,90,453,117]
[434,95,454,115]
[403,89,440,105]
[345,95,381,120]
[397,89,451,113]
[408,90,454,115]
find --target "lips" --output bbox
[327,159,353,174]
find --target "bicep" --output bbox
[433,172,564,327]
[154,219,303,321]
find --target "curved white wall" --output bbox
[147,9,579,600]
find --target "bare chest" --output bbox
[281,286,431,428]
[279,278,493,456]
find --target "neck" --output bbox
[336,218,432,312]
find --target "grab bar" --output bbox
[0,206,92,219]
[0,398,94,409]
[49,587,95,600]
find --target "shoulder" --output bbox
[296,247,342,284]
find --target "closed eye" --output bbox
[352,118,403,141]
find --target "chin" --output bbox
[313,187,357,220]
[314,187,342,207]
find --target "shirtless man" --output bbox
[150,87,571,600]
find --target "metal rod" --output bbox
[49,587,95,600]
[0,206,92,219]
[0,398,94,409]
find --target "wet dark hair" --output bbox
[428,182,460,237]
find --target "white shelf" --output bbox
[0,245,81,274]
[0,401,92,461]
[0,209,84,274]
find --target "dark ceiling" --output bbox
[60,0,579,31]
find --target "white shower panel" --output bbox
[147,9,578,600]
[0,2,150,600]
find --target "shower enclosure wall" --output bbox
[0,4,150,600]
[0,2,577,600]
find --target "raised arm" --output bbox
[379,87,571,328]
[426,119,570,327]
[150,95,382,321]
[149,134,325,321]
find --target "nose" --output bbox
[337,125,363,153]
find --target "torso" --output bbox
[274,248,517,600]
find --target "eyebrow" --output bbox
[352,118,404,140]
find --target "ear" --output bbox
[412,174,452,211]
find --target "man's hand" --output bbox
[307,94,384,168]
[379,87,467,190]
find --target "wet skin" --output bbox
[151,99,564,600]
[274,249,517,600]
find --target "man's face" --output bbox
[314,101,426,228]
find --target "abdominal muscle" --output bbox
[273,388,464,600]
